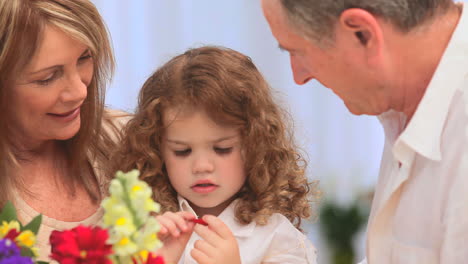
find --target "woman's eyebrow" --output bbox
[28,49,90,75]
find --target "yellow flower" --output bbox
[134,217,162,252]
[113,236,138,256]
[103,170,163,260]
[16,230,36,248]
[0,221,20,238]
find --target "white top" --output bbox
[361,3,468,264]
[177,196,317,264]
[14,109,130,262]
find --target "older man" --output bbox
[262,0,468,263]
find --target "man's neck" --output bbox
[389,4,462,121]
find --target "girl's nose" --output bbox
[192,154,215,175]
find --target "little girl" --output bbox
[112,46,319,264]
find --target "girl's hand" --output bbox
[190,215,241,264]
[155,211,196,263]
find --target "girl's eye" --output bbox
[36,72,58,86]
[174,149,191,157]
[214,147,233,155]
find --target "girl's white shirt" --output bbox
[177,196,317,264]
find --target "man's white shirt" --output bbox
[361,3,468,263]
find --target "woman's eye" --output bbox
[78,54,92,62]
[174,149,191,157]
[78,53,92,63]
[36,72,57,86]
[214,147,233,155]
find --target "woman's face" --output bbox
[10,24,93,147]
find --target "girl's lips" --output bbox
[47,107,80,122]
[191,184,218,194]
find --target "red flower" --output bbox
[145,253,165,264]
[132,253,165,264]
[4,229,20,243]
[50,225,112,264]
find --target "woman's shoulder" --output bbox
[100,108,133,143]
[103,108,133,128]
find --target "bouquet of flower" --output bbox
[0,201,43,264]
[0,170,166,264]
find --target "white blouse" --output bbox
[14,109,131,262]
[177,197,317,264]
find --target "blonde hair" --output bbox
[0,0,116,205]
[112,46,319,230]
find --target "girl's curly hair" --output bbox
[111,46,319,231]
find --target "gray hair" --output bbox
[279,0,454,45]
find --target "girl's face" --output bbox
[10,24,93,148]
[161,107,246,216]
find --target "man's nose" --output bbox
[290,55,312,85]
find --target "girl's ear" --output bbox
[336,8,385,58]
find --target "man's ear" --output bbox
[337,8,384,56]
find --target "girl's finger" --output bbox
[191,247,211,264]
[194,223,221,246]
[180,211,197,221]
[156,214,180,237]
[193,239,216,258]
[165,212,190,232]
[202,215,234,240]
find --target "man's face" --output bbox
[261,0,389,116]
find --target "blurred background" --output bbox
[89,0,451,263]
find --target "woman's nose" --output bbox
[60,69,89,103]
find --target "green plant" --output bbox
[319,197,370,264]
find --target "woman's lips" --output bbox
[47,107,80,122]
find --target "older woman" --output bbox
[0,0,129,261]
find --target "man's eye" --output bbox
[174,149,191,157]
[214,147,233,155]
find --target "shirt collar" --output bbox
[177,196,256,238]
[396,3,468,161]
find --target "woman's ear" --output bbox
[336,8,385,57]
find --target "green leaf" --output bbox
[36,261,50,264]
[0,201,18,222]
[20,246,36,257]
[23,214,43,235]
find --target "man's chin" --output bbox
[344,102,380,116]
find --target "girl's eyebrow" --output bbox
[213,135,238,143]
[166,139,188,145]
[166,135,238,145]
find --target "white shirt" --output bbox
[361,3,468,263]
[177,197,317,264]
